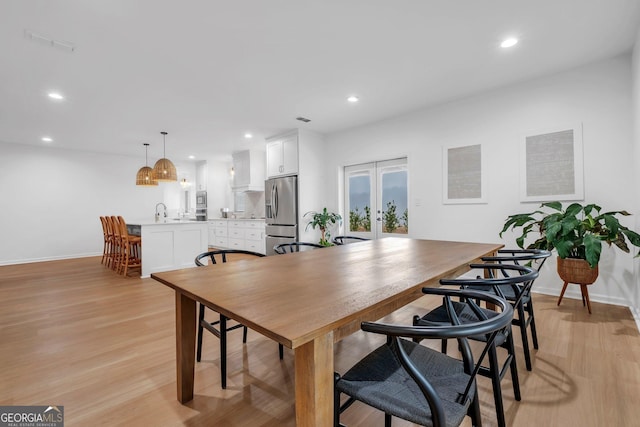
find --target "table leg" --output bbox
[176,292,196,403]
[294,332,334,427]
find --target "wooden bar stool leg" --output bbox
[557,281,569,306]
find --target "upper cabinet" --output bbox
[232,150,265,192]
[266,132,298,178]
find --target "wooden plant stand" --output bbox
[556,257,599,314]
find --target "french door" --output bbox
[344,158,408,239]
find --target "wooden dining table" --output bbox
[151,237,503,426]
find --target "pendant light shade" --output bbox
[136,143,158,186]
[153,131,177,182]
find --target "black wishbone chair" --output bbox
[273,241,325,254]
[332,235,370,245]
[413,263,538,427]
[335,288,514,427]
[194,249,284,389]
[480,249,551,371]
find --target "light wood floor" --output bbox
[1,256,639,426]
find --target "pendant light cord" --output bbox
[161,131,168,158]
[143,143,150,166]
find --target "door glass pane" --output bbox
[348,173,371,232]
[380,167,408,235]
[344,158,407,239]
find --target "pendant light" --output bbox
[152,131,177,182]
[136,143,158,186]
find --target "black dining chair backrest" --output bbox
[332,235,370,245]
[273,242,324,254]
[195,249,265,266]
[479,248,551,372]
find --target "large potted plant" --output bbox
[304,208,342,246]
[500,202,640,310]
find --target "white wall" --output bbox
[326,54,638,308]
[297,129,330,243]
[0,142,192,264]
[632,31,640,310]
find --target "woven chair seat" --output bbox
[337,339,472,427]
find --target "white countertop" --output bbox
[209,217,265,221]
[127,218,209,226]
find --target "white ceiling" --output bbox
[1,1,639,163]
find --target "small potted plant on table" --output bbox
[500,201,640,313]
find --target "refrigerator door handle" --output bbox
[274,185,279,219]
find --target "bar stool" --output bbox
[109,216,122,271]
[117,216,141,276]
[99,216,113,266]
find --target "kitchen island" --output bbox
[127,219,208,278]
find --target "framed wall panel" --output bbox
[442,143,486,204]
[520,124,584,202]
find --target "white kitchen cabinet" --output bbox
[232,150,265,191]
[244,221,265,254]
[207,223,216,246]
[207,219,265,254]
[227,238,245,250]
[266,133,298,178]
[228,226,245,240]
[209,220,229,248]
[227,221,247,250]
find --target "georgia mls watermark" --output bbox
[0,406,63,427]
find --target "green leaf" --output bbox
[621,228,640,248]
[583,204,601,216]
[541,201,562,211]
[561,217,580,236]
[554,240,574,259]
[583,234,602,267]
[545,221,562,242]
[565,203,583,217]
[611,235,629,253]
[603,215,620,236]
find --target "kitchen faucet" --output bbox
[155,203,168,221]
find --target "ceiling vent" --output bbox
[24,29,76,53]
[296,117,311,123]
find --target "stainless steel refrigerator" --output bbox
[265,175,298,255]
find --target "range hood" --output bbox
[232,150,265,193]
[233,186,264,192]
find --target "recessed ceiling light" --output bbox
[42,136,53,142]
[48,92,64,100]
[347,95,359,103]
[188,155,195,160]
[500,38,518,48]
[244,133,253,139]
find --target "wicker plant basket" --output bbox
[557,257,599,285]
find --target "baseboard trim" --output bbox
[0,252,101,266]
[534,285,630,307]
